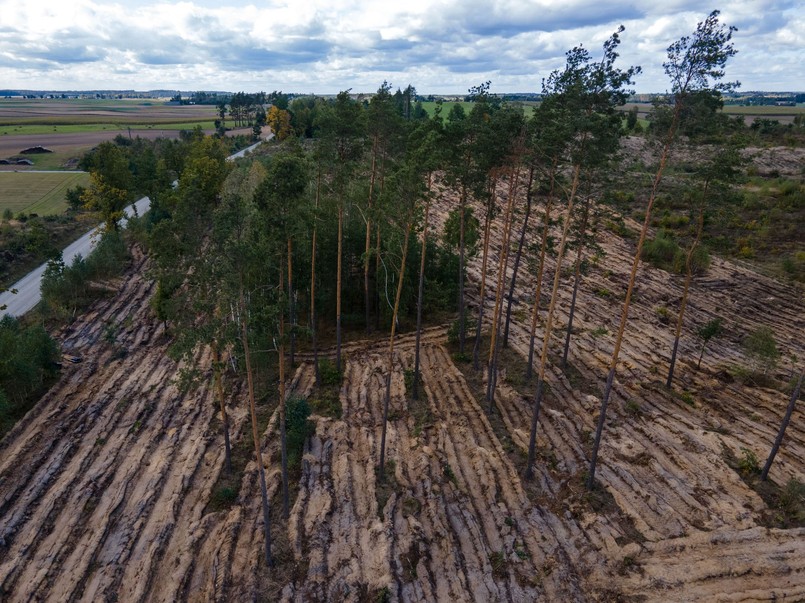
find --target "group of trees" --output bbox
[144,88,464,563]
[55,9,799,569]
[220,92,268,128]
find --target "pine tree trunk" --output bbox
[525,167,556,380]
[526,164,581,479]
[213,345,232,474]
[503,165,535,348]
[413,175,432,401]
[288,239,295,367]
[379,216,413,481]
[336,204,343,373]
[472,197,494,370]
[587,107,681,491]
[311,171,320,387]
[761,371,803,481]
[374,149,387,332]
[365,138,377,334]
[375,228,382,331]
[279,258,289,518]
[561,195,591,369]
[458,188,467,354]
[667,203,705,389]
[486,165,520,408]
[239,283,272,566]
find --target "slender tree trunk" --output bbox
[587,109,681,491]
[238,283,272,567]
[562,195,592,369]
[279,258,289,518]
[374,149,387,332]
[486,165,520,408]
[379,216,414,481]
[365,138,378,333]
[503,165,535,348]
[526,165,557,380]
[472,195,494,370]
[761,371,803,481]
[212,345,232,474]
[667,202,706,389]
[374,228,382,330]
[526,164,582,480]
[288,239,295,367]
[311,170,320,386]
[336,203,343,373]
[413,175,432,400]
[697,342,707,370]
[458,187,467,354]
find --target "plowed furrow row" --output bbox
[615,527,805,601]
[20,355,191,601]
[0,350,176,597]
[419,343,585,601]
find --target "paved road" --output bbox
[0,140,265,318]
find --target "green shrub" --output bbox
[41,231,130,318]
[778,479,805,524]
[624,399,641,416]
[642,230,680,271]
[285,396,314,467]
[738,447,760,477]
[781,251,805,282]
[0,316,59,434]
[743,326,780,374]
[673,245,711,275]
[317,358,341,386]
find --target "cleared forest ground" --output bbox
[0,175,803,601]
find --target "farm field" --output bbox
[0,98,217,125]
[0,170,802,601]
[0,98,223,169]
[621,102,805,125]
[0,172,89,216]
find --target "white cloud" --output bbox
[0,0,801,92]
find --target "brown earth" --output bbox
[620,135,805,178]
[0,175,803,601]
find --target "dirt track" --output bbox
[0,177,804,601]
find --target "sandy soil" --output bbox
[0,175,803,601]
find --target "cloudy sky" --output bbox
[0,0,802,93]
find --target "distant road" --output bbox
[0,139,265,318]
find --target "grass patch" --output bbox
[723,444,805,529]
[0,172,90,216]
[0,121,217,136]
[375,460,399,519]
[406,368,433,438]
[488,550,508,579]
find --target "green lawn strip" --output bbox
[0,172,89,215]
[419,101,536,118]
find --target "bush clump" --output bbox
[41,231,130,318]
[0,315,60,434]
[284,396,315,467]
[642,229,710,275]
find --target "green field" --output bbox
[419,101,538,118]
[0,172,90,216]
[0,121,217,136]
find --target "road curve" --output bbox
[0,140,265,318]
